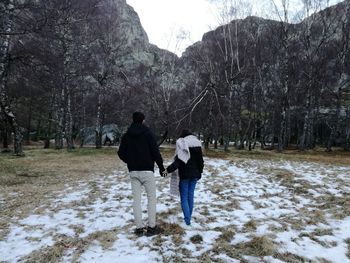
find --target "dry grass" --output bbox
[158,207,182,220]
[315,258,334,263]
[316,195,350,220]
[279,216,307,231]
[299,232,335,248]
[293,180,314,195]
[238,235,275,257]
[0,147,123,247]
[212,235,275,260]
[306,209,326,225]
[243,219,258,232]
[258,167,295,187]
[22,228,119,263]
[197,252,212,263]
[312,228,333,236]
[22,241,67,263]
[87,229,119,250]
[346,238,350,259]
[204,147,350,166]
[211,185,225,195]
[211,226,238,260]
[274,252,309,262]
[201,206,210,216]
[0,148,122,186]
[190,234,203,244]
[158,221,185,236]
[216,226,235,242]
[212,241,240,260]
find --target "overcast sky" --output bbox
[126,0,342,56]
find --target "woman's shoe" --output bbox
[180,222,192,230]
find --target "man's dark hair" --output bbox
[133,112,145,124]
[179,129,192,138]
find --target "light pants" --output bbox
[129,171,156,228]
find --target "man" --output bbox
[118,112,165,237]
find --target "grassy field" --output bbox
[1,144,349,187]
[1,145,350,262]
[1,145,349,223]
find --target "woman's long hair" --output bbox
[179,129,192,138]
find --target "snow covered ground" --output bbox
[1,158,350,262]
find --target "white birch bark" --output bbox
[95,93,103,149]
[0,0,24,156]
[54,87,64,149]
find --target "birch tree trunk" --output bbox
[54,88,64,149]
[0,0,24,156]
[44,93,55,149]
[345,106,350,151]
[277,1,291,152]
[300,93,312,150]
[65,88,74,150]
[95,92,103,149]
[25,98,33,144]
[1,120,11,152]
[79,93,86,148]
[44,112,52,149]
[326,83,343,151]
[299,3,313,150]
[63,23,75,150]
[278,110,285,152]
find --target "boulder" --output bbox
[79,124,121,146]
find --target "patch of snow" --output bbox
[0,224,54,262]
[1,157,350,262]
[80,235,161,263]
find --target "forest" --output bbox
[1,0,349,156]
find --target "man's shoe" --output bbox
[145,226,162,237]
[134,227,144,237]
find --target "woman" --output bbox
[166,129,204,226]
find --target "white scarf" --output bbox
[175,135,202,164]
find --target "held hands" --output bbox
[161,170,168,177]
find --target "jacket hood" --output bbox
[127,123,148,137]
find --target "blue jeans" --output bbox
[179,179,197,225]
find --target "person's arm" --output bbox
[194,147,204,173]
[166,156,181,173]
[147,131,165,172]
[198,148,204,173]
[117,134,128,163]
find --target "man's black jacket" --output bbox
[118,123,164,173]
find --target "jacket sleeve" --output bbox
[196,147,204,173]
[147,131,165,172]
[117,134,128,163]
[166,156,182,173]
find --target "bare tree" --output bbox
[0,0,24,156]
[268,0,295,151]
[325,1,350,151]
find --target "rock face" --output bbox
[104,0,178,86]
[180,1,349,74]
[111,0,348,141]
[103,0,151,82]
[116,0,348,92]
